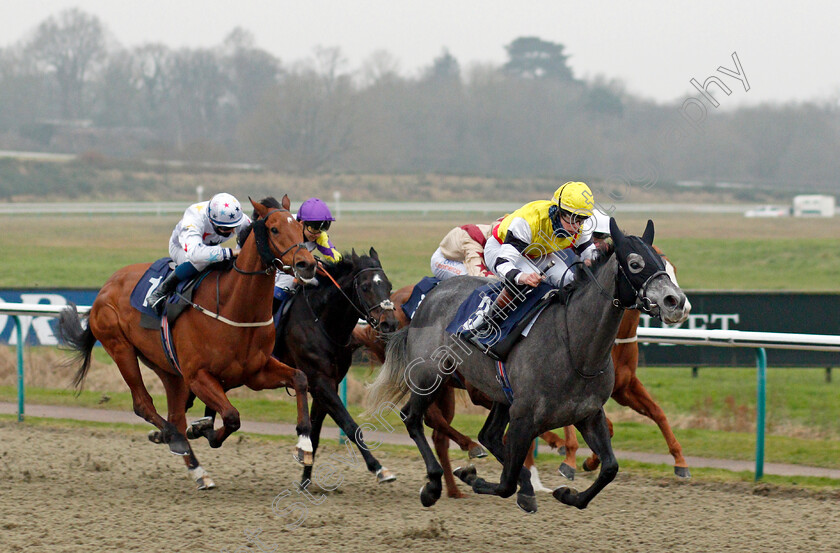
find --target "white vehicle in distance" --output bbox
[744,205,791,218]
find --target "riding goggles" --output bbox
[304,220,331,232]
[559,209,590,227]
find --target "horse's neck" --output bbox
[319,276,361,343]
[564,257,624,366]
[220,244,274,321]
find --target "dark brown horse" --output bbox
[274,249,400,486]
[58,196,317,490]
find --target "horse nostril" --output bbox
[294,261,310,271]
[664,295,679,309]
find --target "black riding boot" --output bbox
[148,271,179,316]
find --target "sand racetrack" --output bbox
[1,421,839,553]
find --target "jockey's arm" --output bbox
[573,230,599,262]
[495,217,541,286]
[315,232,342,262]
[180,226,233,266]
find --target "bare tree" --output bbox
[359,49,402,88]
[25,8,108,119]
[221,28,281,122]
[240,49,356,173]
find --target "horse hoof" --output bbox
[468,445,488,459]
[552,485,578,506]
[453,465,477,485]
[558,462,576,481]
[376,467,396,484]
[582,458,600,472]
[419,483,440,508]
[196,476,216,490]
[293,448,314,466]
[186,416,214,440]
[167,435,191,456]
[516,492,538,514]
[674,466,692,479]
[147,430,164,444]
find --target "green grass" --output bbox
[6,212,840,290]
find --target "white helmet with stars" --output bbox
[207,193,243,228]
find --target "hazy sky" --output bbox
[1,1,837,107]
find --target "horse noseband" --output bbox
[618,265,669,312]
[352,269,396,330]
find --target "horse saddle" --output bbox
[131,258,220,330]
[402,276,441,321]
[447,281,561,361]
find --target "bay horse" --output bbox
[367,219,689,512]
[58,196,317,490]
[272,248,401,486]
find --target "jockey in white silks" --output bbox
[148,192,251,315]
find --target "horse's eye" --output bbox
[627,253,645,274]
[270,227,279,235]
[362,284,371,292]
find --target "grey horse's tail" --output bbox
[365,326,412,412]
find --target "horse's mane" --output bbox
[237,196,282,248]
[561,245,616,300]
[294,252,379,316]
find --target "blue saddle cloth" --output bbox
[446,281,555,349]
[130,258,196,318]
[401,276,441,320]
[130,258,173,318]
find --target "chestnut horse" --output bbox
[58,196,317,490]
[353,246,691,498]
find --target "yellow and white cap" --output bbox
[552,181,594,216]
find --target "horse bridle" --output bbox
[232,208,309,276]
[615,256,669,312]
[576,257,669,313]
[317,264,396,330]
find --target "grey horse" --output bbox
[367,218,689,513]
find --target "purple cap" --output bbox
[297,198,335,222]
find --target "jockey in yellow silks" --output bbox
[463,181,600,335]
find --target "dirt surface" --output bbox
[2,421,839,553]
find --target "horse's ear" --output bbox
[281,194,291,211]
[250,197,268,219]
[351,248,359,263]
[609,217,625,245]
[369,247,379,260]
[641,219,655,245]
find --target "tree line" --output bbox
[1,8,838,192]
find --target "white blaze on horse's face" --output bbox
[663,259,692,314]
[373,274,383,285]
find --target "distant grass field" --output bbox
[4,211,840,290]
